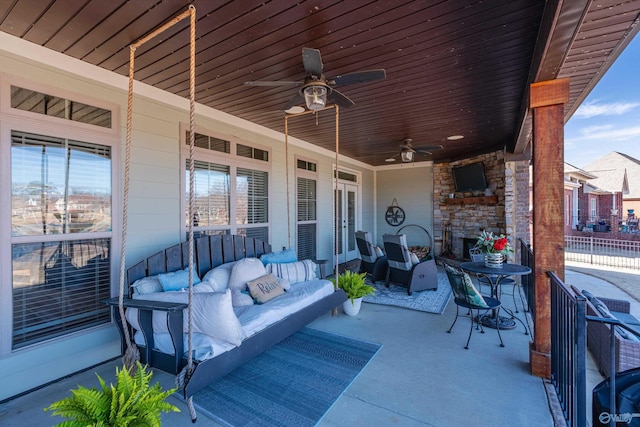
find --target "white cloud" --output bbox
[574,100,640,118]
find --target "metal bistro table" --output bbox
[459,261,531,332]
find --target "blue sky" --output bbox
[564,33,640,168]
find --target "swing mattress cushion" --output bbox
[126,272,334,362]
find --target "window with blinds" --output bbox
[186,160,230,228]
[10,130,112,349]
[297,176,317,260]
[185,160,269,236]
[237,168,268,225]
[11,131,112,236]
[12,239,111,349]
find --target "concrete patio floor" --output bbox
[2,265,628,426]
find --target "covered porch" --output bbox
[1,1,639,423]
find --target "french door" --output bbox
[335,182,359,264]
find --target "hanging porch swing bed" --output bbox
[106,233,346,398]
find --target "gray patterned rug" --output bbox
[192,327,381,426]
[363,268,452,314]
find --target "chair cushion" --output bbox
[383,234,413,271]
[443,263,489,308]
[356,231,378,263]
[131,275,162,295]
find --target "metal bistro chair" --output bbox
[469,248,521,313]
[443,263,504,349]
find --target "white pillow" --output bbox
[191,281,218,293]
[231,291,254,307]
[202,261,238,292]
[227,258,267,292]
[131,289,243,346]
[275,276,290,291]
[374,246,384,257]
[410,252,420,265]
[267,259,317,284]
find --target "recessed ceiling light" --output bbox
[385,157,396,162]
[447,135,464,140]
[284,106,305,114]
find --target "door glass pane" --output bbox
[335,189,343,255]
[347,189,356,252]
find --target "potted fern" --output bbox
[45,361,179,426]
[331,270,376,316]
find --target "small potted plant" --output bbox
[474,230,513,268]
[331,270,376,316]
[45,361,179,426]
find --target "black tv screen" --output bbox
[452,162,487,192]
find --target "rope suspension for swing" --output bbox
[283,105,340,287]
[119,5,198,422]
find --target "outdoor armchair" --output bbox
[382,233,437,295]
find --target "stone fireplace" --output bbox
[433,150,530,262]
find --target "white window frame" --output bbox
[0,76,120,355]
[179,123,271,240]
[296,156,319,260]
[590,197,597,220]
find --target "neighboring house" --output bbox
[583,151,640,216]
[564,155,633,234]
[564,163,597,233]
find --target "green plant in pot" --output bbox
[45,361,179,426]
[331,270,376,316]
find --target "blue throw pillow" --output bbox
[260,248,298,266]
[158,267,201,292]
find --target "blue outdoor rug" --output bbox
[192,327,381,426]
[363,268,452,314]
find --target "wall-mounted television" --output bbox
[452,161,487,192]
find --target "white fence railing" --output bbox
[564,235,640,270]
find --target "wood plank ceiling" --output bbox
[1,0,639,166]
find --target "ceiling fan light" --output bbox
[401,150,414,162]
[304,85,327,111]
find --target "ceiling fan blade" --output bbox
[244,80,301,87]
[283,93,305,110]
[327,89,355,108]
[302,47,323,76]
[330,69,386,86]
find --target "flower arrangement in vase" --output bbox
[474,230,513,268]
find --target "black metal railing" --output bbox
[519,239,535,322]
[549,271,587,427]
